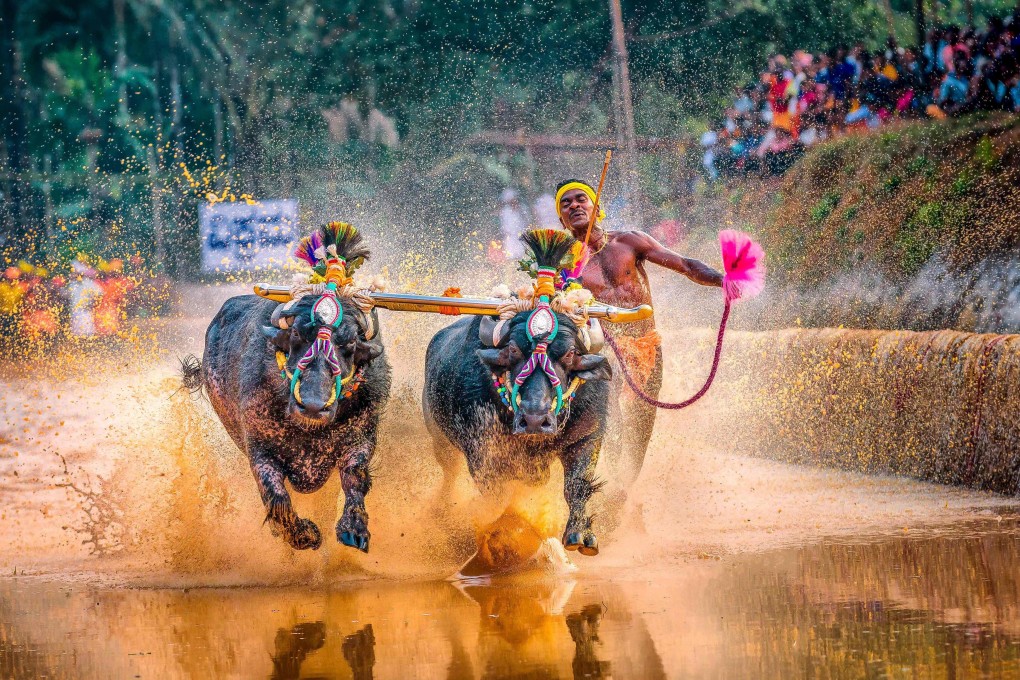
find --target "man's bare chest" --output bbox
[581,246,649,303]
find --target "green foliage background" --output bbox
[0,0,1011,275]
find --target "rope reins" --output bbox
[604,300,731,410]
[276,350,364,408]
[493,370,584,414]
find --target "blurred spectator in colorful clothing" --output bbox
[95,259,135,337]
[703,13,1020,177]
[67,260,102,338]
[21,267,64,347]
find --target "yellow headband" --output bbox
[555,181,606,226]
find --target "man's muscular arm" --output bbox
[623,232,724,287]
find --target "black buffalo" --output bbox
[423,312,612,555]
[183,227,389,552]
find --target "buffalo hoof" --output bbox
[337,505,370,553]
[287,518,322,551]
[339,530,370,553]
[563,530,599,556]
[564,532,583,551]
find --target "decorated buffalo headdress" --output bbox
[273,221,384,408]
[492,228,595,417]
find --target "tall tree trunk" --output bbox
[213,97,225,165]
[915,0,926,49]
[114,0,129,121]
[0,0,28,252]
[168,60,190,276]
[147,146,166,270]
[608,0,640,228]
[43,154,54,252]
[149,59,167,270]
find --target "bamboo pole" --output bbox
[583,150,612,249]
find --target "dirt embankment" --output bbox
[686,114,1020,333]
[709,327,1020,495]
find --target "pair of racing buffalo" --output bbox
[185,224,613,557]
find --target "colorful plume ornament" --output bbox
[293,221,368,287]
[558,241,587,291]
[517,229,577,291]
[507,228,582,415]
[719,229,766,302]
[282,221,373,407]
[519,228,577,297]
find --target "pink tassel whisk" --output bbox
[606,230,765,410]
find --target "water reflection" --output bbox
[454,579,663,679]
[1,519,1019,679]
[342,625,376,680]
[271,622,327,680]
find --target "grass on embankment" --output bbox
[761,113,1020,288]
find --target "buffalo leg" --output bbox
[567,605,611,679]
[559,436,602,556]
[337,445,372,552]
[250,447,322,550]
[431,435,463,503]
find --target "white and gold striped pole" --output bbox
[253,284,653,324]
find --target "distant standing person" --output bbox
[532,191,560,229]
[67,260,102,338]
[499,189,528,259]
[554,179,723,494]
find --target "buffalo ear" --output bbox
[262,325,291,352]
[476,347,512,368]
[354,339,383,364]
[572,353,612,381]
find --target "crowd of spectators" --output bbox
[701,14,1020,179]
[0,256,173,356]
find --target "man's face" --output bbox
[559,188,595,235]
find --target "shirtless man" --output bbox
[555,179,724,491]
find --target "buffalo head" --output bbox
[263,295,382,428]
[477,312,611,435]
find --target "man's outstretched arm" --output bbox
[625,232,724,287]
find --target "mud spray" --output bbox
[3,250,1017,591]
[0,241,616,585]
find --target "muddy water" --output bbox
[3,280,1020,677]
[3,520,1020,678]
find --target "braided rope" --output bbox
[550,295,589,327]
[604,300,731,410]
[498,297,533,320]
[290,281,327,300]
[513,342,562,388]
[276,281,378,330]
[297,326,344,376]
[510,341,566,415]
[496,290,589,325]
